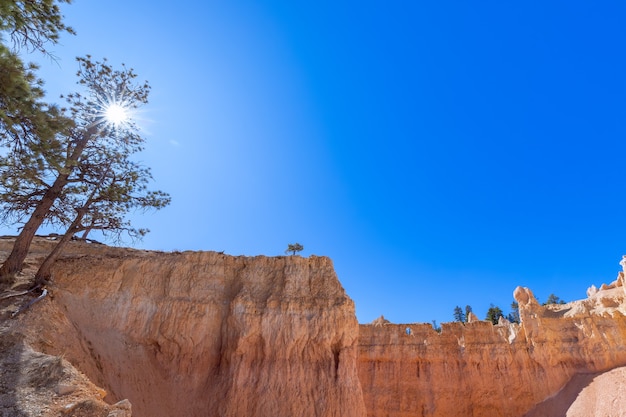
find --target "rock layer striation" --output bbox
[13,240,366,417]
[4,238,626,417]
[358,275,626,417]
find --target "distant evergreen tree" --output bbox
[485,304,504,325]
[431,320,441,333]
[453,305,465,322]
[542,294,566,305]
[507,301,520,324]
[464,305,473,322]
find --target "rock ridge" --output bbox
[3,239,366,417]
[4,238,626,417]
[358,270,626,417]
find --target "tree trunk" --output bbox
[81,227,92,240]
[34,219,80,287]
[0,125,98,283]
[0,181,65,283]
[35,174,102,287]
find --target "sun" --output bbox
[104,103,130,127]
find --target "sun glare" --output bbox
[104,103,130,126]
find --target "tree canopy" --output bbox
[542,294,566,306]
[0,0,74,53]
[507,301,520,324]
[485,304,504,325]
[0,56,170,284]
[0,0,74,154]
[453,306,465,322]
[285,243,304,255]
[0,0,170,285]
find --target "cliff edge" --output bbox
[358,268,626,417]
[3,238,626,417]
[0,238,366,417]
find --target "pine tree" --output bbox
[542,294,565,305]
[431,320,441,333]
[0,0,76,284]
[453,305,465,322]
[0,57,169,284]
[0,0,75,53]
[0,0,75,153]
[485,304,504,325]
[507,301,520,323]
[285,243,304,255]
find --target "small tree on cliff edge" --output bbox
[285,243,303,255]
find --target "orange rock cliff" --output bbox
[2,238,626,417]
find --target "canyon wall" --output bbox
[358,279,626,417]
[6,238,626,417]
[21,244,366,417]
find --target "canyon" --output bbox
[1,237,626,416]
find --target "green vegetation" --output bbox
[285,243,304,255]
[452,305,474,323]
[0,0,75,53]
[485,304,504,325]
[507,301,520,324]
[450,295,563,327]
[453,305,465,322]
[542,293,566,305]
[431,320,441,333]
[0,1,170,286]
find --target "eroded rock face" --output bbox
[524,366,626,417]
[24,247,366,417]
[7,239,626,417]
[358,279,626,417]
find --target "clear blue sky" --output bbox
[6,1,626,324]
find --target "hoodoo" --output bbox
[358,270,626,417]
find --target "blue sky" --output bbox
[5,1,626,324]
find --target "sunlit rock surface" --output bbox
[4,238,626,417]
[10,239,366,417]
[358,272,626,417]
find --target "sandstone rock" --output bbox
[360,276,626,417]
[112,399,131,410]
[587,284,598,297]
[525,366,626,417]
[0,326,118,417]
[107,399,132,417]
[372,315,390,326]
[56,383,77,396]
[466,311,479,323]
[497,315,510,326]
[24,247,366,417]
[6,238,626,417]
